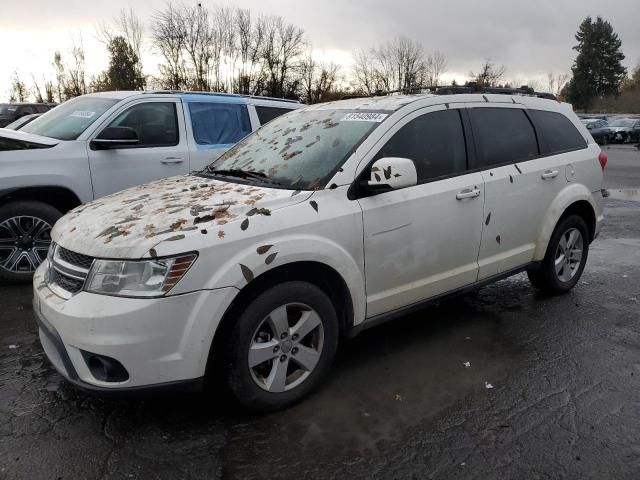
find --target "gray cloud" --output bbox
[2,0,639,87]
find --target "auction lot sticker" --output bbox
[341,113,388,122]
[70,111,96,118]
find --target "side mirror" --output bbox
[91,126,139,150]
[366,157,418,192]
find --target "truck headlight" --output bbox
[84,254,197,298]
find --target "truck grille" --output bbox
[48,245,94,298]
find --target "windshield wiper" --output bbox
[205,167,282,185]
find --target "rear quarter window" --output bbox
[188,102,251,145]
[529,110,587,155]
[255,105,293,125]
[470,108,539,168]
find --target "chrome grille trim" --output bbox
[48,245,94,297]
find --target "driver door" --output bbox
[88,99,190,198]
[357,106,485,318]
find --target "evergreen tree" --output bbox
[567,16,626,110]
[93,36,146,91]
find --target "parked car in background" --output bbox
[4,113,41,130]
[33,91,605,410]
[0,91,300,282]
[607,118,640,143]
[0,103,54,128]
[581,118,611,145]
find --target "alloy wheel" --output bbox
[554,227,584,282]
[0,216,52,274]
[248,302,324,393]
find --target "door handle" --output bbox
[541,170,559,179]
[161,157,184,164]
[456,188,481,200]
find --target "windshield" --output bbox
[205,109,388,190]
[21,97,119,140]
[609,119,635,127]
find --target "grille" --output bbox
[51,269,84,294]
[49,246,94,297]
[57,246,94,270]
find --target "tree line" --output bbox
[6,7,640,113]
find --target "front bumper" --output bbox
[33,263,238,394]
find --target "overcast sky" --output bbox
[2,0,639,99]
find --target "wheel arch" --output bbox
[534,185,598,260]
[205,260,354,379]
[0,186,82,214]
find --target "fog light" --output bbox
[81,351,129,382]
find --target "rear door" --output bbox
[470,105,585,279]
[88,98,189,198]
[184,99,253,172]
[359,105,485,317]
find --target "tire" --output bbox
[527,215,589,295]
[0,201,61,284]
[225,281,339,411]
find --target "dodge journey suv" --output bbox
[33,91,605,410]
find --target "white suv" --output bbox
[33,92,605,410]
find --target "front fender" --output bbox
[533,183,601,260]
[223,235,365,326]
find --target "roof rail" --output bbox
[342,83,557,101]
[431,83,557,100]
[143,90,300,103]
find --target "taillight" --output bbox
[598,152,607,170]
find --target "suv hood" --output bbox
[52,174,312,259]
[0,128,59,150]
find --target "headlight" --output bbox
[84,254,197,298]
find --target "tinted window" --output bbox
[256,105,291,125]
[375,109,467,182]
[529,110,587,155]
[106,102,178,147]
[189,102,251,145]
[471,108,538,167]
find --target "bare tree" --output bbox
[53,51,65,102]
[151,4,188,90]
[470,59,506,87]
[181,3,215,90]
[9,72,29,102]
[352,37,428,94]
[546,72,569,95]
[31,74,45,103]
[425,51,447,87]
[300,51,341,103]
[65,39,88,97]
[352,49,382,95]
[259,16,305,98]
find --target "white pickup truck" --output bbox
[0,91,300,282]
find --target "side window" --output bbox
[188,102,251,145]
[470,108,538,167]
[106,102,178,148]
[255,105,291,125]
[529,110,587,155]
[374,109,467,182]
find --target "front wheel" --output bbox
[226,281,339,411]
[527,215,589,295]
[0,201,61,284]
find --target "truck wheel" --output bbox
[527,215,589,295]
[0,201,61,284]
[226,281,339,411]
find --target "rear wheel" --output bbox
[226,281,339,411]
[527,215,589,295]
[0,201,61,283]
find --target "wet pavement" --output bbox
[2,154,640,479]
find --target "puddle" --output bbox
[605,188,640,202]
